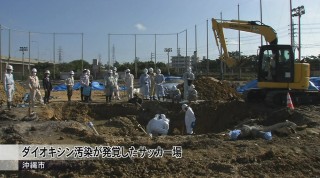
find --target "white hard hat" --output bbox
[160,114,166,119]
[190,84,195,89]
[125,69,130,73]
[45,70,50,74]
[6,65,13,70]
[32,68,37,73]
[83,69,87,73]
[156,68,161,73]
[144,68,148,73]
[70,71,74,75]
[149,67,153,72]
[182,104,188,111]
[87,69,90,73]
[172,85,177,90]
[113,67,117,71]
[108,70,113,73]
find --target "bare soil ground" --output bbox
[0,78,319,177]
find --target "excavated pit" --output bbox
[35,100,311,137]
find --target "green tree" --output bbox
[68,59,91,72]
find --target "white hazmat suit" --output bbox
[182,67,195,100]
[124,69,134,99]
[4,65,15,109]
[113,67,121,100]
[146,114,170,137]
[155,69,165,101]
[139,68,151,99]
[182,104,196,134]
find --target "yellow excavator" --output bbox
[212,18,320,105]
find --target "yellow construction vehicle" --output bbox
[212,18,320,105]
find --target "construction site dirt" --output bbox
[0,77,320,177]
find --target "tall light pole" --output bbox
[164,48,172,75]
[292,5,305,61]
[19,47,28,77]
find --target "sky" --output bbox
[0,0,319,65]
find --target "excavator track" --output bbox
[245,89,320,107]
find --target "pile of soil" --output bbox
[49,102,91,122]
[178,76,242,101]
[0,82,26,105]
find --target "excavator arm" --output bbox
[211,18,278,68]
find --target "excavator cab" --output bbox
[258,45,294,83]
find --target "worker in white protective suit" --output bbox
[81,70,90,103]
[181,104,196,134]
[87,69,93,101]
[146,114,170,137]
[65,71,75,102]
[124,69,134,100]
[155,68,165,101]
[4,65,15,110]
[104,70,115,103]
[187,84,198,103]
[80,69,88,101]
[182,67,195,100]
[113,67,121,100]
[28,68,44,108]
[148,67,156,100]
[139,68,151,99]
[170,85,181,104]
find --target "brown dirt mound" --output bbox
[49,102,91,122]
[0,82,26,105]
[194,76,242,101]
[178,76,242,101]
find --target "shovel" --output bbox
[88,122,99,135]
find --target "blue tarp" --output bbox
[310,77,320,90]
[53,82,81,91]
[236,80,258,94]
[236,78,319,94]
[53,81,127,91]
[91,81,104,90]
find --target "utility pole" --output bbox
[154,34,157,69]
[150,52,154,62]
[19,47,28,77]
[112,44,115,66]
[289,0,296,59]
[8,29,11,63]
[292,5,305,61]
[58,46,63,63]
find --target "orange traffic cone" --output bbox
[287,92,294,110]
